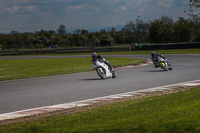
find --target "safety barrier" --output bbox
[138,42,200,50]
[0,46,131,56]
[0,42,199,56]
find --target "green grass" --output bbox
[0,57,143,81]
[1,87,200,132]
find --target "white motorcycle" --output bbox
[92,59,117,79]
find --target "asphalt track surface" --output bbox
[0,54,200,114]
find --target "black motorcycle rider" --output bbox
[151,51,170,68]
[91,52,114,72]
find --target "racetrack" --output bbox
[0,54,200,114]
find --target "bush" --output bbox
[0,44,3,50]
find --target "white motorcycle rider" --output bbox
[91,52,117,79]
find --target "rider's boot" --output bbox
[105,61,113,72]
[154,62,159,68]
[110,67,114,72]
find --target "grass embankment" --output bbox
[0,57,143,81]
[1,86,200,132]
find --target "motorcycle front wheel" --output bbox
[160,62,168,71]
[96,67,106,79]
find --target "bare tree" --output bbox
[185,0,200,20]
[122,18,149,43]
[57,25,67,36]
[159,15,173,24]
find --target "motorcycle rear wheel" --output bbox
[112,71,117,78]
[168,64,173,70]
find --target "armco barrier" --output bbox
[0,42,199,56]
[0,50,19,55]
[19,49,57,55]
[56,48,93,53]
[0,46,130,56]
[138,42,200,50]
[94,46,130,52]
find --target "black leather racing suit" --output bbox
[151,54,168,67]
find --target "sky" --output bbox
[0,0,190,33]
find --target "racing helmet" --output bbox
[91,52,97,58]
[151,51,156,56]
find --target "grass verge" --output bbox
[0,57,144,81]
[0,86,200,132]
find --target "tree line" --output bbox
[0,15,200,50]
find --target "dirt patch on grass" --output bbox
[0,85,199,126]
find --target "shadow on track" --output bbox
[144,70,166,72]
[81,78,102,81]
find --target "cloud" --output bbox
[0,0,190,33]
[158,0,174,7]
[113,6,127,12]
[67,3,99,12]
[6,6,20,13]
[139,6,149,13]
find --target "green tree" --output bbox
[191,20,200,41]
[149,18,174,43]
[0,44,3,50]
[174,17,192,42]
[81,29,89,35]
